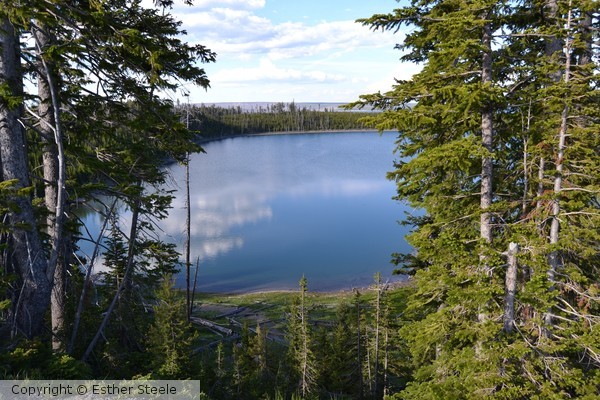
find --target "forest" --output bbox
[0,0,598,399]
[186,103,375,139]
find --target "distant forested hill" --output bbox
[184,102,376,139]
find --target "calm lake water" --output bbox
[84,131,414,292]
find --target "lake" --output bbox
[84,131,414,292]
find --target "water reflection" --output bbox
[159,132,410,292]
[79,132,411,292]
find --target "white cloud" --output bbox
[175,5,399,60]
[157,0,410,101]
[194,0,265,9]
[211,58,345,84]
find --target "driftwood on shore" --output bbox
[190,316,234,336]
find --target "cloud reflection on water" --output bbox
[162,172,388,264]
[159,133,404,292]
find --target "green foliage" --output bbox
[355,0,599,398]
[0,340,91,379]
[1,0,215,353]
[146,276,197,379]
[286,277,319,398]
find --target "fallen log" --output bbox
[190,317,234,336]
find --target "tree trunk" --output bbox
[0,17,51,339]
[184,101,191,320]
[536,156,546,215]
[480,21,494,250]
[545,2,573,329]
[33,21,67,352]
[190,256,200,315]
[503,243,519,333]
[478,20,494,331]
[373,273,382,398]
[185,152,191,320]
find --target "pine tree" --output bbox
[286,276,318,398]
[146,275,197,379]
[355,0,599,398]
[0,11,52,339]
[0,0,215,344]
[326,300,361,397]
[233,323,255,398]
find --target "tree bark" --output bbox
[185,152,191,320]
[503,242,519,333]
[478,20,494,331]
[536,156,546,215]
[545,1,572,329]
[33,21,67,352]
[0,17,51,339]
[190,256,199,316]
[480,21,494,249]
[373,273,382,398]
[184,100,191,320]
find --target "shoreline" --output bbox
[193,277,411,298]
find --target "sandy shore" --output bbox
[195,278,411,297]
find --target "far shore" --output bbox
[196,128,395,145]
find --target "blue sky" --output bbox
[156,0,418,103]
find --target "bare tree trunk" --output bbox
[0,17,51,339]
[545,1,573,329]
[185,152,191,320]
[373,273,382,398]
[536,157,546,215]
[522,101,532,216]
[184,101,191,320]
[480,21,494,252]
[33,21,67,352]
[383,317,389,398]
[477,20,494,332]
[503,243,519,333]
[190,256,200,315]
[522,137,529,215]
[536,0,561,221]
[299,278,311,397]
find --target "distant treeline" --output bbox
[185,102,375,139]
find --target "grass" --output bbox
[190,282,412,347]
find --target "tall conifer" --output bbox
[356,0,598,397]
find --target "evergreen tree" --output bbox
[233,323,255,398]
[0,10,52,338]
[325,300,361,397]
[286,276,318,398]
[0,0,215,347]
[355,0,599,398]
[146,275,197,379]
